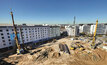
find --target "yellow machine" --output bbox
[10,10,24,54]
[70,42,85,51]
[70,45,75,50]
[91,20,98,49]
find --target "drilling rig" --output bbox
[91,20,98,49]
[10,10,24,54]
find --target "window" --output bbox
[3,44,6,46]
[7,33,9,35]
[12,29,14,31]
[2,40,5,42]
[8,39,11,41]
[27,39,28,41]
[1,33,3,35]
[8,36,10,38]
[25,28,27,30]
[6,29,8,31]
[0,30,2,32]
[2,37,4,39]
[9,42,11,44]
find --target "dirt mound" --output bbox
[72,48,107,65]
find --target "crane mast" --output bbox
[91,20,98,49]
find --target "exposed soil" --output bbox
[1,38,107,65]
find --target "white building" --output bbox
[49,26,60,38]
[0,25,60,49]
[90,24,107,35]
[79,24,91,34]
[65,25,79,36]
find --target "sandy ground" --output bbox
[1,37,107,65]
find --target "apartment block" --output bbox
[65,25,79,36]
[0,25,60,49]
[79,24,91,34]
[49,26,60,38]
[90,24,107,34]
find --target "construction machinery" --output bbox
[91,20,98,49]
[77,44,85,51]
[10,10,24,54]
[70,42,85,51]
[70,45,76,50]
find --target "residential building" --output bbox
[49,26,60,38]
[90,24,107,34]
[0,24,60,49]
[65,25,79,36]
[79,24,91,34]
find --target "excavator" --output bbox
[91,20,98,49]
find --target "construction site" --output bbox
[0,35,107,65]
[0,14,107,65]
[0,0,107,65]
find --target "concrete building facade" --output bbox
[65,26,79,36]
[90,24,107,35]
[79,24,91,34]
[0,25,60,49]
[49,26,60,38]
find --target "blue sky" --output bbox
[0,0,107,24]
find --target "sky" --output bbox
[0,0,107,24]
